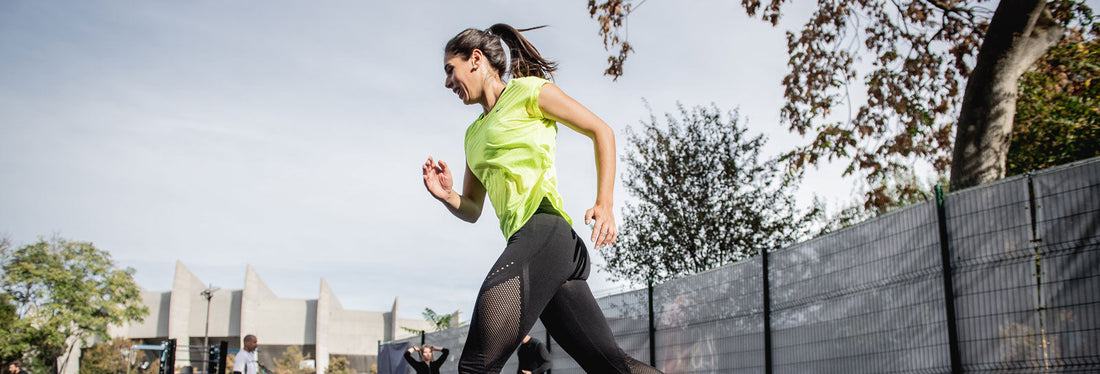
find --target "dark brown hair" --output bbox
[444,24,558,80]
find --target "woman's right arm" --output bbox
[422,157,485,223]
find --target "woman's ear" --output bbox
[469,49,484,71]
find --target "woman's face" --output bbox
[444,52,479,105]
[420,347,434,361]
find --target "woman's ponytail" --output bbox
[486,24,557,80]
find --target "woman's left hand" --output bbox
[585,204,617,248]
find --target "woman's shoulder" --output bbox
[506,77,552,116]
[509,76,550,90]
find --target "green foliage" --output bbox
[605,104,821,284]
[401,308,460,334]
[422,308,458,332]
[1008,37,1100,175]
[224,353,235,374]
[0,293,19,365]
[324,356,355,374]
[0,237,149,374]
[398,327,421,335]
[141,357,160,374]
[272,346,310,374]
[80,338,136,374]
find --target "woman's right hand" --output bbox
[422,157,454,201]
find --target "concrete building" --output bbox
[106,261,440,374]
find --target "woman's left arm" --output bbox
[538,82,617,248]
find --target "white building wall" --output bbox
[329,309,388,354]
[104,262,422,374]
[110,289,171,339]
[240,265,277,345]
[169,261,205,343]
[316,280,335,374]
[186,289,241,338]
[257,298,316,345]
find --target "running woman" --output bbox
[421,24,664,374]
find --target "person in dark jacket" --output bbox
[516,335,551,374]
[404,345,448,374]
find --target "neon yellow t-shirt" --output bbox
[464,76,572,239]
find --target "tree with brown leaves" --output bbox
[587,0,1096,208]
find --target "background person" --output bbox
[516,335,551,374]
[403,345,448,374]
[7,360,29,374]
[232,334,259,374]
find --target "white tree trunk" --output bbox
[950,0,1064,189]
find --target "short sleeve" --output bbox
[521,77,550,119]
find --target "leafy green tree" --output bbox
[0,237,148,374]
[587,0,1097,207]
[80,337,136,374]
[141,356,161,374]
[420,308,458,332]
[0,240,21,367]
[272,346,311,374]
[1008,36,1100,175]
[400,308,460,334]
[324,356,355,374]
[605,104,820,284]
[224,353,235,374]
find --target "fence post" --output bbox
[647,278,656,367]
[762,249,773,374]
[935,184,963,373]
[217,341,228,374]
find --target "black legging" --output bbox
[458,212,663,374]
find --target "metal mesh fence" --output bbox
[770,200,950,373]
[946,175,1043,372]
[381,157,1100,374]
[654,256,764,373]
[1033,159,1100,372]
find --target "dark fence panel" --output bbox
[1034,158,1100,372]
[769,201,949,373]
[383,157,1100,374]
[945,176,1044,372]
[654,258,764,373]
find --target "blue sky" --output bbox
[0,1,865,320]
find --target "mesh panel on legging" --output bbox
[470,275,522,369]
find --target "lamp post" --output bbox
[122,347,134,374]
[201,284,220,373]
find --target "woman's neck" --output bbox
[480,77,507,114]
